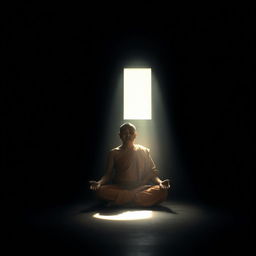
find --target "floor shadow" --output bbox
[149,205,177,214]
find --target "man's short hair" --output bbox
[120,122,136,133]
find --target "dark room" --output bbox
[2,3,253,256]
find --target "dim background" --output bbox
[2,4,253,216]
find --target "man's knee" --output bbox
[95,185,120,201]
[95,185,107,199]
[151,185,169,198]
[133,186,168,207]
[160,188,168,201]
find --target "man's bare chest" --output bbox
[114,150,137,170]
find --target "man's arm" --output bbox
[151,175,162,185]
[147,149,170,190]
[89,150,115,190]
[151,175,170,189]
[139,149,160,185]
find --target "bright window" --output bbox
[123,68,152,120]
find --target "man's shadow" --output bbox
[80,202,177,215]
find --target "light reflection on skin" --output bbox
[93,210,153,221]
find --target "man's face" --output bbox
[119,127,136,143]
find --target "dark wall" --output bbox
[2,5,253,209]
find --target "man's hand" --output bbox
[159,179,170,190]
[89,181,101,191]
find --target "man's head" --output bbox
[119,123,137,144]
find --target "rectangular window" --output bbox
[123,68,152,120]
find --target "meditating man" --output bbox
[89,122,170,207]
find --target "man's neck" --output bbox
[121,142,135,150]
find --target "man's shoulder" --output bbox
[135,144,150,152]
[109,144,150,152]
[110,146,122,152]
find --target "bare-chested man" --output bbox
[89,122,170,207]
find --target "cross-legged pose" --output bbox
[89,123,171,207]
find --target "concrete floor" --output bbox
[19,200,251,256]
